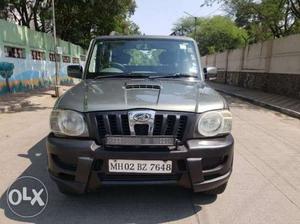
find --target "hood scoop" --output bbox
[124,81,161,107]
[125,82,161,90]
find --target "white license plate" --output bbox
[108,159,172,174]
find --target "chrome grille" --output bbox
[93,111,189,142]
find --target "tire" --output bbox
[202,183,228,195]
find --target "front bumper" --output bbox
[46,134,234,193]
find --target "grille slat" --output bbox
[161,114,169,135]
[177,116,188,140]
[108,115,119,135]
[103,115,112,135]
[172,115,181,136]
[165,115,176,135]
[121,115,130,135]
[153,115,163,135]
[116,114,123,134]
[96,115,106,138]
[95,112,188,142]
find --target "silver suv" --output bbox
[47,35,234,195]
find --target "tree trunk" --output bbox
[5,78,11,93]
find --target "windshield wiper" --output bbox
[149,73,197,79]
[93,73,197,80]
[94,73,150,79]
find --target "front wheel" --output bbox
[201,183,228,195]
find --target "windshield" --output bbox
[86,39,200,79]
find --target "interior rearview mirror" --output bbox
[67,65,83,79]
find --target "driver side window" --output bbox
[88,43,129,73]
[88,43,112,73]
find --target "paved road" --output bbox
[0,92,299,224]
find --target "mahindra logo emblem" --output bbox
[129,110,155,135]
[133,113,151,122]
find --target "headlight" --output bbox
[50,109,89,137]
[197,110,232,137]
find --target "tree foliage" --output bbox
[0,0,140,48]
[201,0,300,43]
[173,16,248,55]
[0,0,53,32]
[290,0,300,18]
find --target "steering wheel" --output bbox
[109,62,126,71]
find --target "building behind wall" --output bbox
[0,19,86,95]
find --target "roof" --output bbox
[94,35,194,41]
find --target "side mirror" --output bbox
[204,66,217,80]
[67,65,83,79]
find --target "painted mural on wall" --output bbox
[0,19,86,95]
[0,56,77,95]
